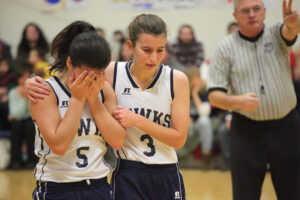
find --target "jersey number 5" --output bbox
[76,146,89,168]
[140,134,156,157]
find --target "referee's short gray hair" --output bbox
[234,0,265,11]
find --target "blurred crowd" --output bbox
[0,20,299,171]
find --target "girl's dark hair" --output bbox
[50,21,111,73]
[178,24,195,43]
[17,23,49,62]
[128,14,167,46]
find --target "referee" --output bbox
[207,0,300,200]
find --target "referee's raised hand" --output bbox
[283,0,298,27]
[282,0,300,40]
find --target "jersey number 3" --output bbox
[140,134,156,157]
[76,146,89,168]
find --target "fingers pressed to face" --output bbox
[82,71,96,87]
[74,70,88,85]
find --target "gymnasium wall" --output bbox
[0,0,299,59]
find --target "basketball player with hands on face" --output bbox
[30,21,126,200]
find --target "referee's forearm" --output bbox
[208,91,240,111]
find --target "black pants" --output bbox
[230,109,300,200]
[0,101,10,130]
[10,118,36,164]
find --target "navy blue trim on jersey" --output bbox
[37,127,44,153]
[280,24,298,46]
[45,80,59,106]
[208,87,228,94]
[147,64,163,89]
[100,90,105,103]
[170,68,174,100]
[125,62,163,89]
[39,149,51,182]
[53,76,71,98]
[113,62,118,90]
[116,150,121,158]
[125,61,139,88]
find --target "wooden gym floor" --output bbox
[0,169,276,200]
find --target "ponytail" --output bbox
[50,21,95,74]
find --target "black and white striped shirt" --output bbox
[208,23,297,120]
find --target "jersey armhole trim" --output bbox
[170,68,174,100]
[113,62,118,91]
[45,80,59,106]
[53,76,71,98]
[100,90,105,103]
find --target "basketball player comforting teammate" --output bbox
[26,14,189,200]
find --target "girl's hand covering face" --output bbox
[87,72,105,101]
[69,70,96,103]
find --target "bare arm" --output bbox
[208,90,259,113]
[30,71,95,155]
[87,78,126,150]
[112,70,190,149]
[282,0,300,41]
[105,61,116,86]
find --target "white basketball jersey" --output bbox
[113,61,178,164]
[34,76,111,183]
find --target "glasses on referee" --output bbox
[239,6,263,15]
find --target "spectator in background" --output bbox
[169,24,204,70]
[16,23,49,65]
[0,58,16,132]
[177,66,213,169]
[0,40,13,61]
[227,21,239,35]
[213,20,239,171]
[118,42,132,61]
[162,41,186,72]
[8,67,36,169]
[28,48,52,79]
[110,30,126,61]
[0,39,17,74]
[96,27,106,38]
